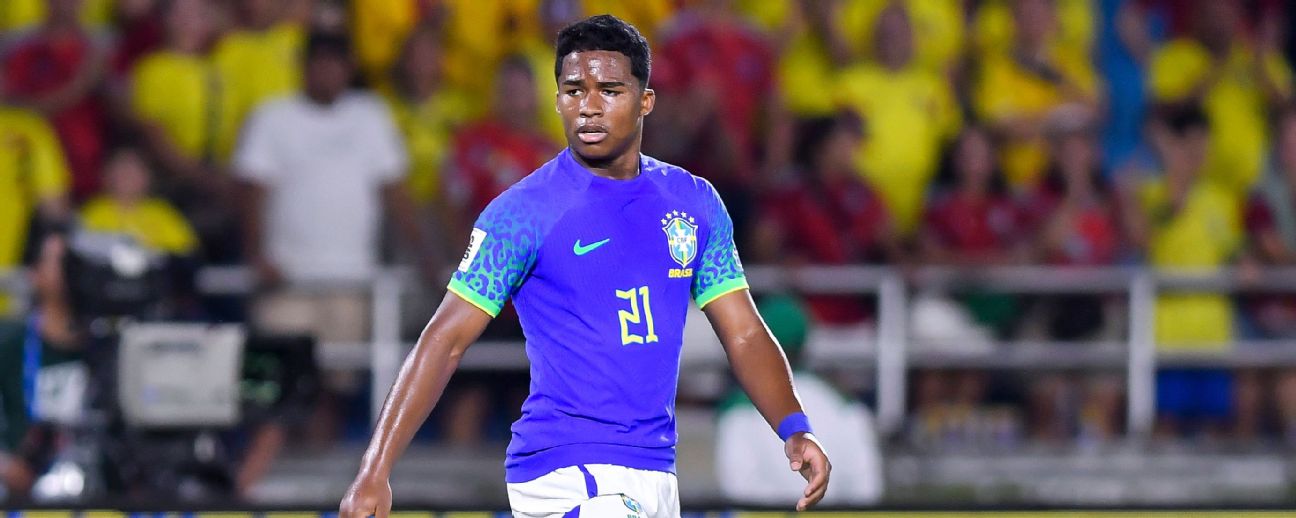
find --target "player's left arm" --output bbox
[704,291,831,511]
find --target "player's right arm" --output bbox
[339,293,492,518]
[340,192,536,518]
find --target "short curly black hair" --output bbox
[554,14,651,89]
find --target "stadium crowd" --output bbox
[4,0,1296,502]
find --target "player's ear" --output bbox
[640,88,656,117]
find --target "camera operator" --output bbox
[0,235,81,499]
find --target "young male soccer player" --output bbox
[339,15,830,517]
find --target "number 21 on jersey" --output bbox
[616,286,658,345]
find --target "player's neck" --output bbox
[571,147,642,181]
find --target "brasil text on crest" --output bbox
[661,210,696,278]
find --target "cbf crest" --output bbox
[662,211,697,278]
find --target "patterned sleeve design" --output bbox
[447,192,541,316]
[692,180,748,308]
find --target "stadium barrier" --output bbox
[7,265,1296,438]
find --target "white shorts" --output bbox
[506,464,680,518]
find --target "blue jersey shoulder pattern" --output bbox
[447,161,573,316]
[689,176,748,308]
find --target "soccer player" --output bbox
[339,15,830,517]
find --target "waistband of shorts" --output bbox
[504,443,676,483]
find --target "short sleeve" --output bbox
[692,180,748,308]
[232,104,280,182]
[446,192,540,317]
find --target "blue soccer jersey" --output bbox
[447,149,748,483]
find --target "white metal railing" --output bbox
[8,265,1296,438]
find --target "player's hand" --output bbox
[785,432,831,511]
[339,474,392,518]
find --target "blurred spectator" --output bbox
[351,0,433,87]
[648,0,775,249]
[835,2,960,235]
[109,0,166,76]
[1028,120,1123,338]
[1148,0,1292,196]
[437,0,540,111]
[1130,107,1241,349]
[910,126,1027,448]
[580,0,675,40]
[844,0,966,78]
[1126,106,1241,438]
[384,23,474,250]
[0,235,80,500]
[234,33,422,442]
[517,0,582,145]
[446,55,559,239]
[1235,108,1296,443]
[2,0,112,200]
[973,0,1099,191]
[756,113,900,325]
[921,127,1028,270]
[129,0,239,260]
[732,0,793,37]
[0,0,114,34]
[78,147,198,256]
[0,98,72,313]
[211,0,310,162]
[1242,109,1296,339]
[1097,0,1164,175]
[973,0,1096,59]
[775,0,852,118]
[919,126,1025,339]
[1021,120,1124,443]
[768,0,963,120]
[129,0,218,179]
[715,293,882,505]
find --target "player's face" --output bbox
[556,50,655,164]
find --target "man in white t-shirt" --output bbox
[235,32,427,348]
[715,294,884,505]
